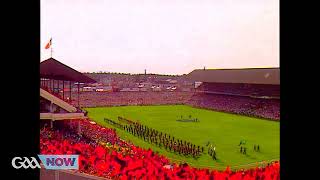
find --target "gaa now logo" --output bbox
[12,155,79,170]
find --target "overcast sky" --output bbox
[41,0,279,75]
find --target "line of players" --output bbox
[104,118,124,129]
[118,116,136,125]
[123,122,204,158]
[105,117,206,158]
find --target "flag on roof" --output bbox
[45,38,52,49]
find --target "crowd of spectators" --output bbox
[187,94,280,120]
[40,119,280,179]
[71,91,193,107]
[67,120,128,147]
[42,83,280,120]
[198,83,280,97]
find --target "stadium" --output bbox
[40,58,280,180]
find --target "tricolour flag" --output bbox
[45,38,52,49]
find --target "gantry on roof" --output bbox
[40,58,96,83]
[187,68,280,85]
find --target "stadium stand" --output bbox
[40,58,96,121]
[196,82,280,98]
[186,68,280,120]
[41,119,280,180]
[187,68,279,85]
[71,91,193,107]
[187,93,280,120]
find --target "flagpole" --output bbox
[50,38,53,58]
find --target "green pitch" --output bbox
[85,105,279,170]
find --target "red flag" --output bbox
[45,38,52,49]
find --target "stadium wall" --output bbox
[40,168,108,180]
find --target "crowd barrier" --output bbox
[40,167,108,180]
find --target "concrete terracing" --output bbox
[40,88,86,120]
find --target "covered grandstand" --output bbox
[186,68,280,120]
[40,58,96,130]
[187,68,279,85]
[40,58,104,179]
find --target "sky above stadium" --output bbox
[41,0,279,75]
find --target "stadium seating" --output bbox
[71,91,193,107]
[187,93,280,120]
[40,119,280,180]
[198,83,280,97]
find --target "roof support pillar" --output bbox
[69,81,72,103]
[77,83,80,108]
[62,80,65,100]
[57,80,60,96]
[49,79,52,92]
[53,79,55,93]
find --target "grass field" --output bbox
[85,105,279,170]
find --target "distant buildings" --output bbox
[82,73,194,92]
